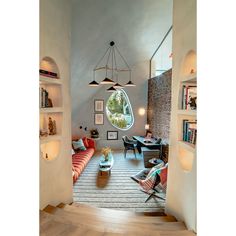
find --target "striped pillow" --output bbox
[72,139,87,151]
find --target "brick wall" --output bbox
[147,69,172,143]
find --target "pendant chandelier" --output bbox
[89,41,136,91]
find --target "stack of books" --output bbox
[183,120,197,144]
[182,85,197,110]
[40,69,58,79]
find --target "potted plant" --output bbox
[101,147,112,161]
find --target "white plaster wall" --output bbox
[165,0,196,231]
[40,0,72,209]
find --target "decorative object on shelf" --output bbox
[47,98,53,108]
[107,131,118,140]
[40,129,48,137]
[48,117,56,135]
[45,153,49,159]
[182,85,197,110]
[94,99,104,112]
[90,128,99,138]
[89,41,135,91]
[188,96,197,110]
[48,117,54,135]
[101,147,112,161]
[39,69,58,79]
[53,120,57,134]
[190,69,195,74]
[95,113,104,125]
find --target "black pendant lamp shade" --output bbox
[125,80,136,87]
[113,82,124,89]
[89,80,99,86]
[107,86,117,92]
[100,77,115,85]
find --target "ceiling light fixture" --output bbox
[90,41,135,90]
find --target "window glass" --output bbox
[106,89,134,130]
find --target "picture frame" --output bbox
[94,113,104,125]
[107,131,118,140]
[94,99,104,112]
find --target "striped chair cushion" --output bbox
[139,171,157,192]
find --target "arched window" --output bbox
[106,89,134,130]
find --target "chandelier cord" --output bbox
[114,45,131,71]
[105,47,112,77]
[113,47,118,82]
[93,46,110,71]
[111,45,114,79]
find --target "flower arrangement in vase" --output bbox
[101,147,112,161]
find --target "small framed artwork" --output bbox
[94,113,104,125]
[107,131,118,140]
[94,99,104,112]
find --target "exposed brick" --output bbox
[147,69,172,143]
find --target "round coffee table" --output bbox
[99,154,114,176]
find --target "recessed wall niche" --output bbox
[40,56,60,79]
[181,50,196,76]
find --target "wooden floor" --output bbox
[73,150,166,212]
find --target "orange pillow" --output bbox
[82,137,89,148]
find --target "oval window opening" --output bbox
[106,89,134,130]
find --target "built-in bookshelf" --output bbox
[176,51,197,172]
[39,57,63,161]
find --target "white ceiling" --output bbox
[71,0,173,111]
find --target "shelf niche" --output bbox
[40,56,60,79]
[178,146,195,172]
[40,112,62,137]
[181,50,196,77]
[40,140,61,161]
[39,57,62,108]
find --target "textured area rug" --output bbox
[73,150,166,212]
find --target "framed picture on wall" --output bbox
[107,131,118,140]
[94,99,104,112]
[94,113,104,125]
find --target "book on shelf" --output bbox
[182,85,197,110]
[39,69,58,79]
[40,88,53,108]
[183,119,197,144]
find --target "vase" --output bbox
[104,154,109,161]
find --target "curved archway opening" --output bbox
[182,50,196,76]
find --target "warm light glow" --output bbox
[40,141,60,161]
[145,124,150,130]
[178,147,194,172]
[138,108,146,116]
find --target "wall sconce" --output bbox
[79,126,87,131]
[138,108,146,116]
[145,124,150,130]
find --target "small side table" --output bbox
[141,147,161,168]
[149,158,164,169]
